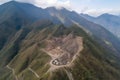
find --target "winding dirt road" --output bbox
[64,68,74,80]
[6,65,18,80]
[28,67,40,78]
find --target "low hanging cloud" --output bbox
[0,0,120,16]
[32,0,71,9]
[0,0,11,4]
[0,0,71,9]
[81,7,120,16]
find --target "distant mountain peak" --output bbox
[98,13,114,18]
[5,0,19,4]
[97,13,120,20]
[2,0,34,7]
[1,0,23,8]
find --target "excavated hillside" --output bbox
[0,23,120,80]
[5,26,84,80]
[0,1,120,80]
[43,33,83,69]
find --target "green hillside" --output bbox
[0,1,120,80]
[0,23,120,80]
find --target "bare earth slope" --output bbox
[43,33,83,69]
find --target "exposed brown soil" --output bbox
[43,33,83,69]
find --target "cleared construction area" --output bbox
[44,33,83,68]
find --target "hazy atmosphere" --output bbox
[0,0,120,80]
[0,0,120,16]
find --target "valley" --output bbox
[0,1,120,80]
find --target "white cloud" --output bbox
[16,0,71,9]
[0,0,10,4]
[82,8,120,17]
[0,0,120,16]
[0,0,71,9]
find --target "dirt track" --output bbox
[43,34,83,70]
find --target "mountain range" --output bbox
[80,13,120,39]
[0,1,120,80]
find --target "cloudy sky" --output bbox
[0,0,120,16]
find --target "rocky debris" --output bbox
[44,33,83,67]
